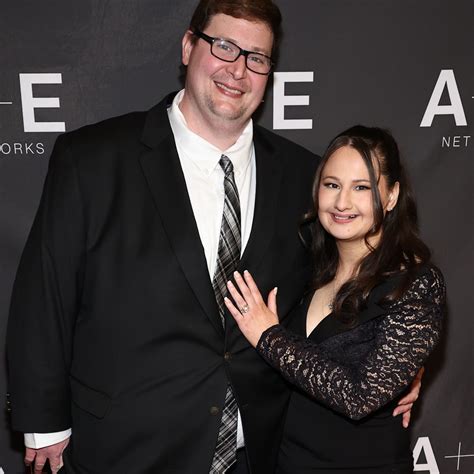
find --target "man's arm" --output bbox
[7,133,85,432]
[393,367,424,427]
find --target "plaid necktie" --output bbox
[210,155,240,473]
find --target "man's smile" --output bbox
[215,81,245,96]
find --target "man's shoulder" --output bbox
[56,94,172,153]
[57,110,149,152]
[47,100,171,175]
[254,125,318,158]
[254,124,320,167]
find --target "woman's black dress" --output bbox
[256,265,445,474]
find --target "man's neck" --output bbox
[187,120,244,150]
[178,97,249,151]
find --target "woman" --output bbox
[224,126,445,473]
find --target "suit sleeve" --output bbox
[257,266,445,420]
[7,134,86,432]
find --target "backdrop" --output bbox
[1,1,472,472]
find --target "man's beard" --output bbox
[205,94,248,122]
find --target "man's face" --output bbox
[181,13,273,130]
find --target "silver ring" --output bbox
[240,304,250,314]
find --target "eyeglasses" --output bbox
[193,30,273,75]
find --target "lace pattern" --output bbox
[257,265,446,420]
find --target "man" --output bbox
[7,1,418,473]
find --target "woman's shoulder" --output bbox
[372,263,446,307]
[379,263,447,317]
[403,263,445,300]
[390,261,443,280]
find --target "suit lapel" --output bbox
[238,127,282,272]
[138,97,223,335]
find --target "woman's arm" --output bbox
[226,267,445,420]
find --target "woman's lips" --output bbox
[331,213,357,223]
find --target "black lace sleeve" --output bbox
[257,266,446,420]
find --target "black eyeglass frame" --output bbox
[193,29,274,75]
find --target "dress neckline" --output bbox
[303,289,335,338]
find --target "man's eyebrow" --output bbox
[221,36,271,55]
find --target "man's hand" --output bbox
[25,437,70,473]
[393,367,424,428]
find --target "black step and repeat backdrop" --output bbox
[1,1,472,472]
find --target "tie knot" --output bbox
[219,154,234,176]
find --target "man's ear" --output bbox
[182,30,194,66]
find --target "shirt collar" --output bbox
[167,89,254,176]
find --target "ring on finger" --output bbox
[240,304,250,314]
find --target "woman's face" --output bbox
[317,145,398,248]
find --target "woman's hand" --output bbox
[224,270,279,348]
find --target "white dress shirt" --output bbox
[25,89,256,449]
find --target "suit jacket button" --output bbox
[224,352,232,361]
[210,406,220,416]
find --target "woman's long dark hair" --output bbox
[302,125,431,324]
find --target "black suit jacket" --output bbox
[7,93,318,473]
